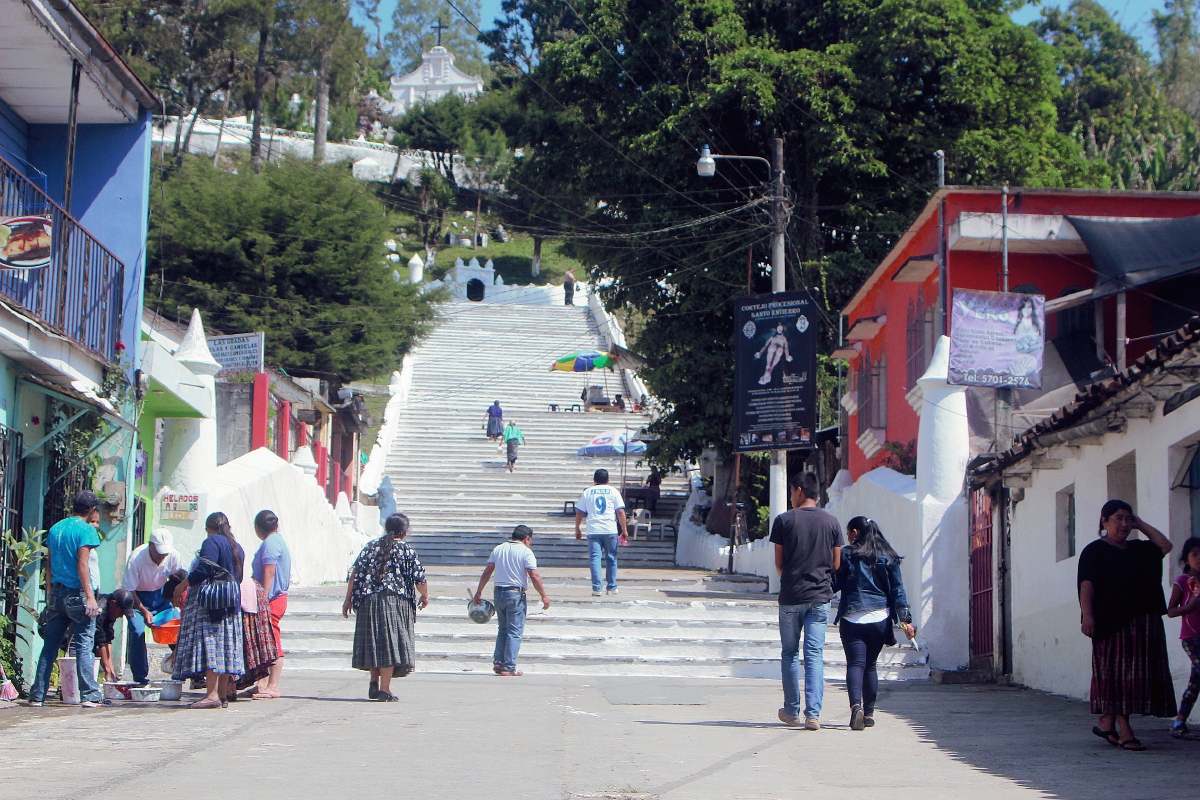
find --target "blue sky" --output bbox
[362,0,1171,70]
[1013,0,1168,55]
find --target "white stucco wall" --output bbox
[828,467,921,625]
[674,488,779,591]
[163,449,369,586]
[1009,397,1200,718]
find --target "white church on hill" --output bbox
[379,45,483,116]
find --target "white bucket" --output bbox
[57,657,80,704]
[157,680,183,701]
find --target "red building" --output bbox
[838,187,1200,480]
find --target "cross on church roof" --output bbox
[431,18,445,47]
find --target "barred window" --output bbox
[905,289,935,388]
[858,348,887,435]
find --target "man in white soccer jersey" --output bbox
[574,469,628,596]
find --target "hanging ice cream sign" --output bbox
[0,216,53,269]
[949,288,1045,389]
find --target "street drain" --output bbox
[570,794,659,800]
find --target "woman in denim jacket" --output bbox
[832,517,916,730]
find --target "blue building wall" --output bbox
[26,110,152,364]
[0,97,30,179]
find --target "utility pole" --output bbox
[694,139,790,526]
[935,150,946,335]
[768,137,788,527]
[996,186,1014,452]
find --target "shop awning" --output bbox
[16,373,135,459]
[1067,214,1200,299]
[140,340,211,419]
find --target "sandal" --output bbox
[189,698,222,709]
[376,691,398,702]
[252,691,279,699]
[1118,738,1145,751]
[1092,726,1120,746]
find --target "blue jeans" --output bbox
[492,587,527,672]
[588,534,618,592]
[128,588,173,683]
[29,584,102,703]
[779,602,830,720]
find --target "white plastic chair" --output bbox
[630,508,652,540]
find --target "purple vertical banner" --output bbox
[949,289,1045,389]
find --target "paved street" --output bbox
[3,671,1199,800]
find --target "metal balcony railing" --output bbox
[0,154,125,363]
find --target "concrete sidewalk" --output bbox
[2,671,1198,799]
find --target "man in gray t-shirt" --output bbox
[769,471,843,730]
[473,526,550,676]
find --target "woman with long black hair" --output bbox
[832,516,915,731]
[1078,499,1175,751]
[343,513,429,701]
[173,511,246,709]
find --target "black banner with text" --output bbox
[733,292,818,452]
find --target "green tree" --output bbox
[490,0,1108,466]
[76,0,253,159]
[391,93,471,184]
[1155,0,1200,119]
[150,155,439,379]
[1037,0,1169,149]
[1037,2,1200,189]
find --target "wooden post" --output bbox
[251,372,269,449]
[63,60,81,213]
[277,401,291,458]
[1094,298,1106,363]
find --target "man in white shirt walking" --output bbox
[473,526,550,676]
[575,469,628,596]
[122,528,186,685]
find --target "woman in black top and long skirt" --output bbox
[173,512,246,709]
[1078,499,1175,751]
[343,513,429,701]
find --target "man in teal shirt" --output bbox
[28,491,107,707]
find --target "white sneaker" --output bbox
[606,588,619,595]
[591,591,602,596]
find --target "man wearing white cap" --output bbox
[122,528,186,685]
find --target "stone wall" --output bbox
[217,383,253,465]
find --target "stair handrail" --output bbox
[359,354,415,496]
[586,292,653,414]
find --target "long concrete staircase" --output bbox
[282,569,929,680]
[270,297,927,682]
[385,300,683,567]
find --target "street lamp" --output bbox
[693,139,791,536]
